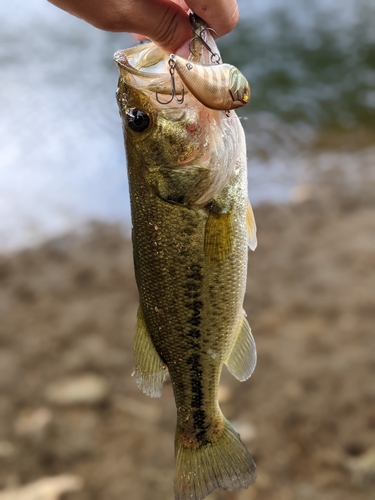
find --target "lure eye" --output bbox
[126,108,150,132]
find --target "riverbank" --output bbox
[0,159,374,500]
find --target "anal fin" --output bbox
[246,200,257,251]
[225,313,257,382]
[134,306,167,398]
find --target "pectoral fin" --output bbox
[225,313,257,382]
[134,307,168,398]
[246,200,257,251]
[204,206,233,265]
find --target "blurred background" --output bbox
[0,0,374,499]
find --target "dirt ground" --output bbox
[0,154,374,500]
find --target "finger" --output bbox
[125,0,192,52]
[185,0,239,37]
[49,0,193,53]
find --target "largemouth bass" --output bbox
[115,18,257,500]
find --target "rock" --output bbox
[14,408,52,437]
[44,374,109,406]
[0,474,84,500]
[346,447,375,486]
[114,396,161,423]
[0,441,15,458]
[315,448,343,467]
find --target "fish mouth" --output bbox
[114,23,221,97]
[114,45,185,97]
[114,44,166,79]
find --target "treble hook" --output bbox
[155,55,185,105]
[189,27,221,64]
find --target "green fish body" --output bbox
[115,23,257,500]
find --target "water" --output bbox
[222,0,375,129]
[1,0,374,251]
[0,2,131,249]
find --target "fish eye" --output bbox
[126,108,151,132]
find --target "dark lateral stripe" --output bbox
[186,352,209,445]
[183,263,209,445]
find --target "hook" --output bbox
[155,55,185,105]
[189,27,221,64]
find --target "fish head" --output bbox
[116,56,207,168]
[114,40,245,207]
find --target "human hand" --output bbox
[48,0,239,53]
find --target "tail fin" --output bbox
[174,419,256,500]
